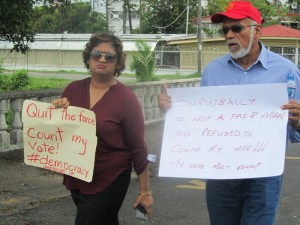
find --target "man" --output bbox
[158,1,300,225]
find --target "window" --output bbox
[130,10,139,19]
[283,47,295,63]
[298,48,300,66]
[270,46,296,64]
[110,11,123,20]
[270,47,282,54]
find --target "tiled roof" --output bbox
[262,24,300,38]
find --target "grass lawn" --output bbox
[25,71,200,89]
[1,69,201,91]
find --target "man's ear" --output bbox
[255,25,262,38]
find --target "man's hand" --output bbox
[158,84,172,113]
[282,99,300,130]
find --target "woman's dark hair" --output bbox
[82,32,125,77]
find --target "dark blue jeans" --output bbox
[206,176,283,225]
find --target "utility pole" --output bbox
[197,0,202,74]
[139,0,142,30]
[186,0,190,35]
[123,1,127,34]
[126,0,133,33]
[106,0,109,28]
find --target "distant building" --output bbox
[273,0,300,29]
[166,24,300,70]
[0,33,186,71]
[107,0,208,35]
[107,0,144,34]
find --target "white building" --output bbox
[0,33,187,71]
[107,0,143,34]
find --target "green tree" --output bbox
[33,2,108,33]
[0,0,69,53]
[0,0,37,53]
[205,0,287,25]
[140,0,199,34]
[287,0,300,4]
[0,0,107,54]
[129,40,158,82]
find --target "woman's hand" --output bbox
[133,165,153,219]
[133,192,153,219]
[51,97,70,109]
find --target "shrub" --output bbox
[0,70,30,91]
[5,110,13,131]
[0,58,3,74]
[0,74,12,91]
[11,70,30,90]
[129,39,158,82]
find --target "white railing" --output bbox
[0,78,200,152]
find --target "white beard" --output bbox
[228,29,254,59]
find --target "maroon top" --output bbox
[61,78,148,194]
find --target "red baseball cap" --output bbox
[211,1,263,24]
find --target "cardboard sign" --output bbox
[22,100,97,182]
[159,83,289,179]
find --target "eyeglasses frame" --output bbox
[220,24,258,35]
[90,50,118,63]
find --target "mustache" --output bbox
[226,39,240,46]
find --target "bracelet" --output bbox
[139,191,152,196]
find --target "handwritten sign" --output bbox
[22,100,97,182]
[159,83,289,179]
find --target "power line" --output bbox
[152,7,187,29]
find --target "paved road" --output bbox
[26,71,136,83]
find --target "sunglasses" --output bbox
[220,24,257,35]
[90,50,117,63]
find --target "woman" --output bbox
[52,32,153,225]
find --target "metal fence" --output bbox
[1,44,299,73]
[154,45,300,70]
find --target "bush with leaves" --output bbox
[0,70,30,91]
[0,74,12,91]
[5,110,13,131]
[0,58,3,74]
[11,70,30,90]
[129,40,158,82]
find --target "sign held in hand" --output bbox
[22,100,97,182]
[159,83,289,179]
